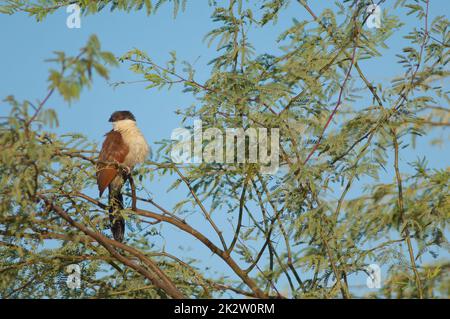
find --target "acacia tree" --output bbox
[0,0,448,299]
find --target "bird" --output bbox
[96,110,150,242]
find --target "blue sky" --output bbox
[1,1,448,297]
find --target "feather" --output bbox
[96,130,129,196]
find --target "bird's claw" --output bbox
[122,166,131,176]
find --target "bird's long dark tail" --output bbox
[109,187,125,242]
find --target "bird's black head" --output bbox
[108,110,136,122]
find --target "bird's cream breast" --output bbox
[113,120,150,168]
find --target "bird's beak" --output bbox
[108,117,113,122]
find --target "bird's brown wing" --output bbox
[96,130,129,196]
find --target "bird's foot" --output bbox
[121,165,131,176]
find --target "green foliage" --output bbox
[47,35,118,102]
[0,0,449,299]
[0,0,186,21]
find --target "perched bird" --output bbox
[96,111,149,242]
